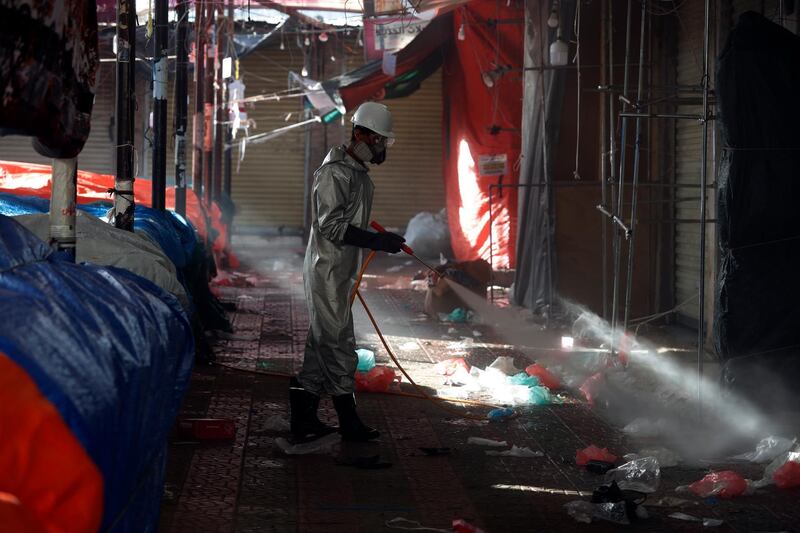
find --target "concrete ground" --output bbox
[158,235,800,533]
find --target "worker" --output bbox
[290,102,405,442]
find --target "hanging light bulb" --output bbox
[304,35,311,47]
[457,23,466,41]
[330,55,336,62]
[547,1,560,28]
[280,39,285,50]
[318,32,329,43]
[482,71,495,88]
[550,30,569,66]
[301,66,309,77]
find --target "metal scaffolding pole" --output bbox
[192,0,205,196]
[203,0,215,205]
[223,0,233,202]
[698,0,712,414]
[600,0,609,320]
[213,6,225,203]
[609,0,634,355]
[174,0,188,216]
[151,0,168,211]
[622,0,648,332]
[114,0,136,231]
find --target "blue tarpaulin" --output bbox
[0,214,195,531]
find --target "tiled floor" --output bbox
[158,236,800,533]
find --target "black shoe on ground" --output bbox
[332,393,380,442]
[289,377,337,440]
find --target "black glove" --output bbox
[343,224,405,253]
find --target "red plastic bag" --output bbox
[579,372,605,405]
[525,363,561,389]
[576,445,618,466]
[434,357,470,376]
[774,460,800,489]
[355,366,400,393]
[452,519,485,533]
[688,471,748,498]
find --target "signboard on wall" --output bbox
[478,154,508,176]
[363,16,429,61]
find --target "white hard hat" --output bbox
[351,101,395,139]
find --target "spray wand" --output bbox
[369,220,445,278]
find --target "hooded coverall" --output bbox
[298,145,374,396]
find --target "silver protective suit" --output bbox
[299,146,374,396]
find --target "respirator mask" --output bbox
[352,135,391,165]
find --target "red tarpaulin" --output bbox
[442,0,522,268]
[0,160,229,260]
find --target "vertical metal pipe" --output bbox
[50,158,78,254]
[174,0,188,217]
[192,0,205,196]
[203,0,215,206]
[488,186,495,303]
[223,1,233,201]
[213,7,224,202]
[609,0,633,354]
[622,0,648,331]
[151,0,168,211]
[600,0,609,319]
[114,0,136,231]
[698,0,711,414]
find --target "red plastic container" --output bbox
[177,418,236,440]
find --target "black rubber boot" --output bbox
[332,393,380,442]
[289,378,337,440]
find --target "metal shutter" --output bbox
[673,0,716,325]
[230,43,306,229]
[368,68,445,228]
[0,62,117,176]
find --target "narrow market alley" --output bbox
[158,236,800,533]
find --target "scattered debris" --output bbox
[752,451,800,489]
[604,457,661,493]
[467,437,508,447]
[434,357,470,376]
[668,513,723,527]
[275,433,340,455]
[472,330,483,337]
[356,348,376,372]
[576,445,618,466]
[485,445,543,458]
[355,366,400,392]
[487,407,515,422]
[731,436,796,463]
[488,356,519,375]
[564,500,630,525]
[624,447,681,468]
[439,307,473,323]
[261,415,290,432]
[410,279,428,291]
[682,471,748,499]
[524,363,561,390]
[387,265,403,273]
[622,417,670,438]
[648,497,694,508]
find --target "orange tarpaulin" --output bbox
[0,354,103,533]
[0,160,228,258]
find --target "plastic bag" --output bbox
[624,447,681,468]
[774,459,800,489]
[488,356,519,376]
[752,451,800,488]
[275,433,340,455]
[622,417,669,438]
[356,348,376,372]
[434,357,470,376]
[525,363,561,389]
[579,372,605,405]
[355,366,399,392]
[576,445,618,466]
[508,372,541,388]
[487,407,515,422]
[564,500,630,525]
[467,437,508,447]
[604,457,661,493]
[731,436,796,463]
[687,471,748,499]
[485,445,543,458]
[452,518,484,533]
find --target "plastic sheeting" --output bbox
[512,0,575,313]
[0,215,195,531]
[714,12,800,402]
[442,0,522,269]
[0,160,228,261]
[16,210,190,309]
